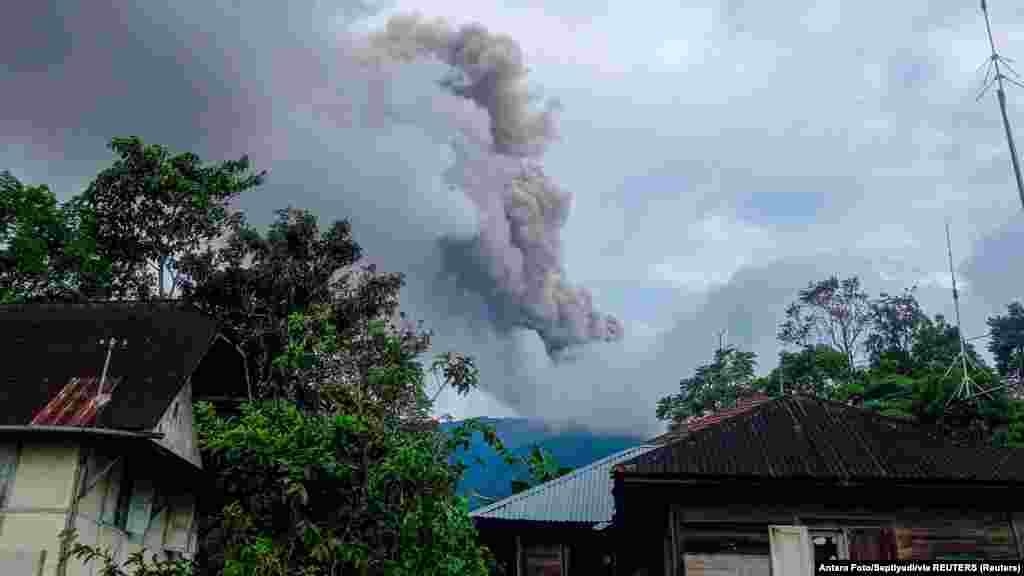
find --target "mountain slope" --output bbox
[439,417,646,510]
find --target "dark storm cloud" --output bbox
[1,0,628,426]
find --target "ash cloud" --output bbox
[360,14,624,358]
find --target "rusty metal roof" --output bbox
[470,444,658,525]
[647,393,773,445]
[1,300,219,431]
[30,376,122,426]
[619,395,1024,484]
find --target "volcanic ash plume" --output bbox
[363,14,624,358]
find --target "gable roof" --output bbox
[470,444,658,526]
[0,300,218,431]
[618,395,1024,484]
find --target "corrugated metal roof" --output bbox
[620,395,1024,483]
[471,444,659,524]
[30,376,122,426]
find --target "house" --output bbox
[0,300,248,576]
[471,396,773,576]
[472,445,658,576]
[611,394,1024,576]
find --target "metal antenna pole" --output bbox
[979,0,1024,210]
[944,223,980,409]
[940,223,1017,409]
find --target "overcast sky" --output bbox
[3,0,1022,435]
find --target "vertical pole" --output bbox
[946,223,973,399]
[516,535,523,576]
[997,88,1024,209]
[982,0,1024,209]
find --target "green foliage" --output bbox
[194,397,495,575]
[656,346,759,428]
[995,400,1024,448]
[0,172,109,302]
[988,302,1024,381]
[510,445,573,495]
[178,207,396,406]
[766,345,849,398]
[59,529,193,576]
[80,136,265,299]
[192,310,496,576]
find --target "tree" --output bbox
[189,308,508,576]
[864,287,927,373]
[177,207,398,406]
[988,302,1024,386]
[656,346,758,430]
[765,344,849,399]
[857,313,1005,439]
[509,445,573,495]
[778,275,872,375]
[80,136,265,299]
[0,171,109,302]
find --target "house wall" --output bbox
[476,524,616,576]
[65,446,198,576]
[0,440,79,576]
[670,504,1021,576]
[152,381,202,469]
[0,440,198,576]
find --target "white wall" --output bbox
[0,441,79,576]
[153,382,202,469]
[0,439,197,576]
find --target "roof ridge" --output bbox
[675,395,780,442]
[470,443,658,517]
[647,395,775,444]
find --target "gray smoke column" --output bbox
[361,14,624,358]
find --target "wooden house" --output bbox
[0,300,248,575]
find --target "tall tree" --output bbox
[988,302,1024,387]
[177,206,415,407]
[656,346,758,430]
[80,136,265,299]
[864,287,927,373]
[778,275,872,375]
[0,171,109,302]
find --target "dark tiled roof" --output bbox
[0,300,218,431]
[620,395,1024,484]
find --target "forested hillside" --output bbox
[440,418,645,509]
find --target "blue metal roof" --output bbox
[470,444,659,524]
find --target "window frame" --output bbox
[520,542,568,576]
[0,442,20,508]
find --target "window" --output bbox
[0,443,19,507]
[810,531,848,564]
[769,526,813,576]
[114,470,134,530]
[108,463,154,536]
[523,544,565,576]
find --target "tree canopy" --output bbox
[658,274,1020,446]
